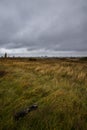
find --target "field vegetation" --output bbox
[0,58,87,130]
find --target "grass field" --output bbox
[0,58,87,130]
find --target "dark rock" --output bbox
[14,104,38,121]
[29,104,38,111]
[14,109,28,121]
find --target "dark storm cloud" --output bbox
[0,0,87,56]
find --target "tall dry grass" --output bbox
[0,58,87,130]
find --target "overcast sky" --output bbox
[0,0,87,57]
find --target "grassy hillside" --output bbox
[0,58,87,130]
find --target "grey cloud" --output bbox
[0,0,87,56]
